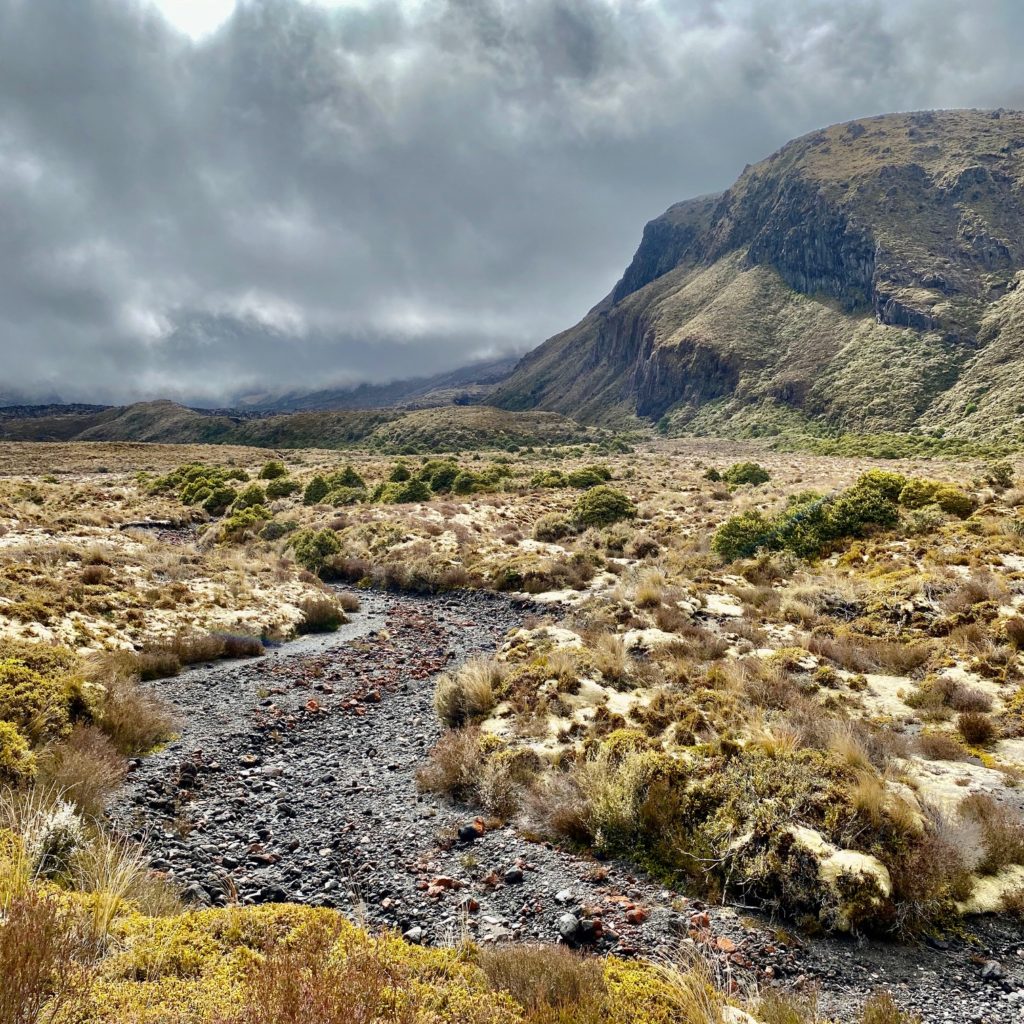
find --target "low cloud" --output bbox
[1,0,1022,403]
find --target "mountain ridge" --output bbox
[492,109,1024,441]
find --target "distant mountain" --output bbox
[234,356,520,412]
[493,109,1024,441]
[0,400,599,452]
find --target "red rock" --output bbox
[715,936,737,953]
[625,907,649,925]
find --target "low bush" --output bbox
[303,475,331,505]
[433,659,504,727]
[574,486,636,528]
[957,711,998,746]
[295,596,347,634]
[481,943,607,1019]
[258,460,287,480]
[0,720,36,785]
[290,528,342,574]
[533,513,574,542]
[95,668,178,755]
[415,727,485,802]
[36,725,126,817]
[723,461,770,486]
[265,477,300,499]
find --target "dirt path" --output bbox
[113,589,1024,1023]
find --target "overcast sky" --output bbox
[1,0,1023,404]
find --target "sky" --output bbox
[1,0,1023,405]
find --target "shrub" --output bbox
[419,460,460,493]
[956,711,998,746]
[574,486,636,528]
[295,596,346,634]
[899,478,941,509]
[37,727,125,817]
[533,513,573,542]
[711,509,775,561]
[451,471,482,495]
[415,728,485,802]
[233,484,267,510]
[931,485,977,519]
[265,477,300,499]
[985,461,1015,490]
[0,891,93,1024]
[916,730,969,761]
[302,475,330,505]
[0,658,83,745]
[375,478,432,504]
[95,669,178,756]
[328,465,367,490]
[567,465,611,489]
[258,461,287,480]
[531,469,568,488]
[959,794,1024,875]
[0,721,35,786]
[219,504,272,542]
[261,519,297,541]
[326,486,366,506]
[201,485,237,516]
[481,944,607,1017]
[722,462,770,486]
[290,529,342,574]
[433,659,503,727]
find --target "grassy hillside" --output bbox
[0,401,599,453]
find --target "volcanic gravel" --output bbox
[113,588,1024,1023]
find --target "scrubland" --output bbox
[2,436,1022,1021]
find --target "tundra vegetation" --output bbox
[2,436,1021,1020]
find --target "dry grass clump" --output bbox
[916,729,969,761]
[296,595,347,634]
[959,794,1024,874]
[91,664,179,756]
[860,990,922,1024]
[217,918,418,1024]
[634,570,667,609]
[591,633,629,685]
[433,658,504,727]
[415,728,485,802]
[480,944,607,1022]
[0,890,95,1024]
[35,726,126,818]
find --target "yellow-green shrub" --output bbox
[0,720,36,785]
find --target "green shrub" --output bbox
[375,478,432,504]
[296,596,346,634]
[233,483,267,510]
[419,460,461,493]
[723,462,770,486]
[261,519,297,541]
[290,529,342,574]
[566,467,608,489]
[703,467,723,482]
[899,478,940,509]
[388,462,411,482]
[712,509,776,561]
[328,465,367,490]
[985,461,1015,490]
[931,485,977,519]
[452,471,483,495]
[258,461,287,480]
[302,475,330,506]
[0,657,83,744]
[219,505,272,542]
[326,486,367,506]
[0,719,35,785]
[530,469,568,488]
[196,485,234,516]
[265,477,300,499]
[574,486,637,528]
[856,469,908,503]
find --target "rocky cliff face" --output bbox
[492,109,1024,438]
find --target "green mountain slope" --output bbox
[492,109,1024,441]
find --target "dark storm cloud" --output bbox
[1,0,1023,403]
